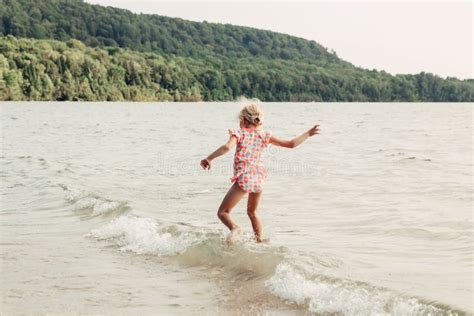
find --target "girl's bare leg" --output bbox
[217,182,246,246]
[247,191,263,242]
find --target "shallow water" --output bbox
[1,102,472,315]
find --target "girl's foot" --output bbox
[226,227,242,248]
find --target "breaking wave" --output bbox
[59,184,129,216]
[266,263,457,316]
[85,213,463,315]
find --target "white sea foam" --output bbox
[73,197,122,215]
[87,214,287,278]
[265,263,454,316]
[87,215,196,256]
[59,184,88,202]
[91,200,122,215]
[73,197,98,209]
[60,184,125,215]
[87,214,458,315]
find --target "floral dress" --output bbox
[228,127,272,193]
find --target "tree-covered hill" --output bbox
[0,0,340,66]
[0,0,472,101]
[2,35,472,102]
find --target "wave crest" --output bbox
[265,263,456,316]
[87,215,196,256]
[86,213,462,315]
[59,184,128,216]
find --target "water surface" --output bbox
[1,102,472,315]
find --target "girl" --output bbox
[200,104,320,246]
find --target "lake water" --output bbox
[1,102,472,315]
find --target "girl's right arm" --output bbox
[269,124,320,149]
[200,136,237,170]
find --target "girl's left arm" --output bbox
[200,136,237,170]
[269,124,320,149]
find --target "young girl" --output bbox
[200,104,320,246]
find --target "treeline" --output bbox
[0,36,199,101]
[1,35,473,102]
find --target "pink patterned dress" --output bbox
[228,127,272,193]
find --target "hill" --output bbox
[0,0,340,65]
[0,0,472,101]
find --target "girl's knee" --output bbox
[217,208,229,218]
[247,209,258,218]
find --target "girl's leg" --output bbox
[247,191,263,242]
[217,182,246,231]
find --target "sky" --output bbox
[86,0,473,79]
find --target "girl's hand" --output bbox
[308,124,320,136]
[200,158,211,170]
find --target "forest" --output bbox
[0,0,472,101]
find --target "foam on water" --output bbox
[91,200,122,215]
[86,214,460,315]
[87,215,196,255]
[58,182,466,315]
[60,184,127,216]
[60,184,89,202]
[265,263,457,316]
[87,214,286,277]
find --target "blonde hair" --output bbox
[239,104,263,126]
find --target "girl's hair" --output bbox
[239,104,263,126]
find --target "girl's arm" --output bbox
[269,124,320,149]
[200,136,237,170]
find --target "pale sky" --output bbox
[86,0,473,79]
